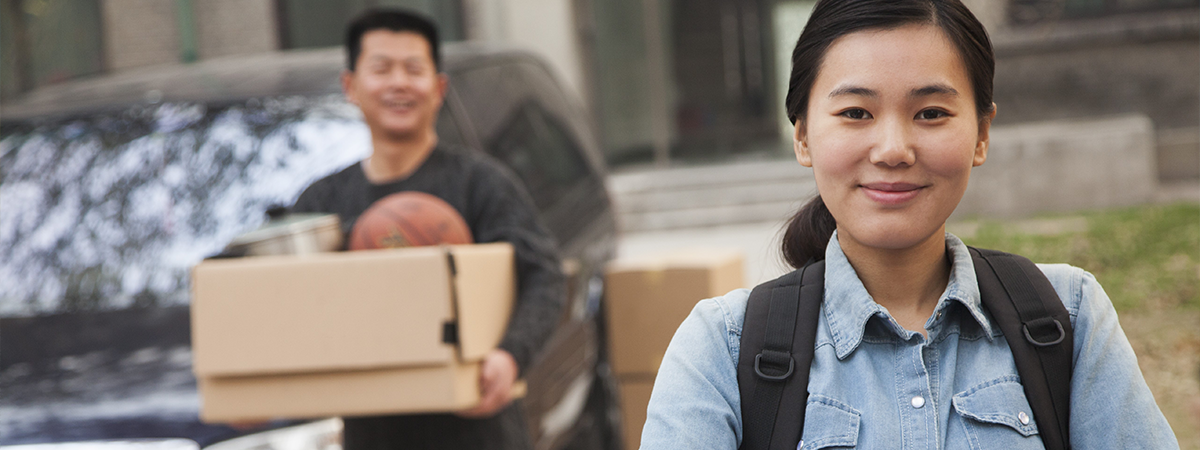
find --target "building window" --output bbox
[1,0,105,99]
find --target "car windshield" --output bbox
[1,94,375,443]
[0,95,368,317]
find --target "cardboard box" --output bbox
[618,378,654,450]
[191,243,515,422]
[604,249,744,376]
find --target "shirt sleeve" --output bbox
[290,182,325,214]
[641,295,745,450]
[466,160,565,376]
[290,177,356,242]
[1065,268,1180,449]
[291,169,342,215]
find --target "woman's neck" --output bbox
[837,226,951,336]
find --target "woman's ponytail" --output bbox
[781,195,836,267]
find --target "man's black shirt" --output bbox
[292,144,565,450]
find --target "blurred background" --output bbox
[2,0,1198,167]
[1,0,1198,447]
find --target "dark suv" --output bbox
[0,43,619,450]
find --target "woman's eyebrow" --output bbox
[910,84,959,97]
[827,84,959,98]
[828,85,877,98]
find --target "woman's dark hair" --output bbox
[780,0,995,268]
[345,8,441,72]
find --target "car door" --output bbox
[444,56,618,450]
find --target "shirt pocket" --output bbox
[951,377,1044,450]
[799,394,860,449]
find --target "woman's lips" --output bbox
[860,182,924,205]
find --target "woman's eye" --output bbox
[840,108,871,120]
[917,109,948,120]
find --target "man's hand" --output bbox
[457,349,518,418]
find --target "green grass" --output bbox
[960,203,1200,312]
[960,202,1200,448]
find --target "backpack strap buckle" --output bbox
[1023,317,1066,347]
[754,349,795,381]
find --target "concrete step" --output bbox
[608,158,815,232]
[609,158,809,194]
[615,179,815,214]
[620,199,807,231]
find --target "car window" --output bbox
[435,99,466,147]
[487,101,590,212]
[448,63,524,145]
[516,62,573,124]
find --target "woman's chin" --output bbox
[837,223,947,254]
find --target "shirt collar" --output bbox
[821,231,996,359]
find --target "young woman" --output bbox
[639,0,1178,448]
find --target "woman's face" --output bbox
[795,24,994,253]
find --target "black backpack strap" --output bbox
[970,247,1073,450]
[737,260,824,450]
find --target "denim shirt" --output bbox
[640,233,1178,449]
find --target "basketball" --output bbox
[348,192,473,250]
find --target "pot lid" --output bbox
[227,213,340,247]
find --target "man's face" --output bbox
[342,30,447,140]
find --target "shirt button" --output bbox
[1018,411,1030,425]
[911,396,925,409]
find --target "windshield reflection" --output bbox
[0,95,369,317]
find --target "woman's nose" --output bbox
[870,118,916,167]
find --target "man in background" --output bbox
[291,8,565,450]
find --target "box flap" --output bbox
[192,247,456,377]
[448,243,516,362]
[197,362,481,421]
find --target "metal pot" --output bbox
[222,213,343,257]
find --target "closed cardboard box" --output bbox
[618,378,654,450]
[604,249,744,376]
[191,243,515,422]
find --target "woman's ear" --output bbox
[973,103,997,167]
[794,120,813,167]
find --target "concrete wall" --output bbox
[961,0,1008,34]
[611,115,1161,231]
[994,38,1198,131]
[992,37,1200,180]
[102,0,181,70]
[463,0,586,102]
[990,11,1199,181]
[504,0,586,100]
[194,0,279,59]
[956,115,1158,219]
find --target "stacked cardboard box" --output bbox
[603,249,744,449]
[190,243,518,422]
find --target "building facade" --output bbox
[2,0,1197,180]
